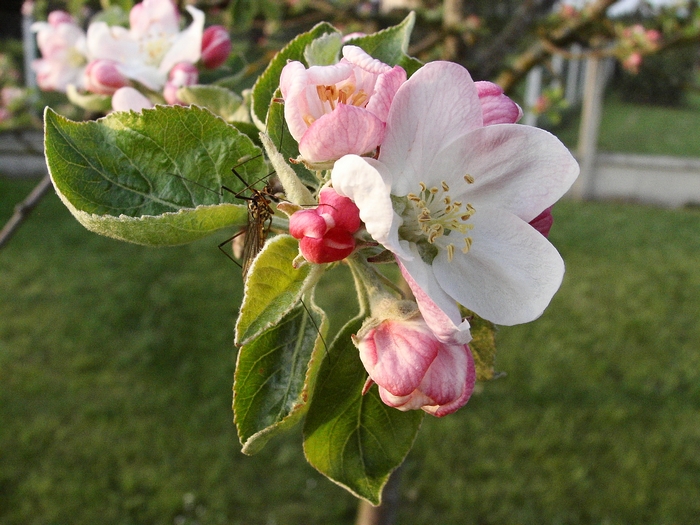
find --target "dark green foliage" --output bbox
[613,45,698,107]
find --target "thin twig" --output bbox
[0,174,53,250]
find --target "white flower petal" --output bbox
[433,208,565,325]
[398,254,472,344]
[378,61,482,196]
[430,124,579,222]
[158,6,204,74]
[331,155,409,257]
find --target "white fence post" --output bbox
[22,0,37,89]
[523,66,543,127]
[571,56,606,199]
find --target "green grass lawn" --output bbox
[2,176,700,524]
[552,91,700,157]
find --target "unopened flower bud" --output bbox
[355,300,475,417]
[163,62,198,105]
[290,187,361,264]
[84,59,128,95]
[47,10,74,27]
[201,25,231,69]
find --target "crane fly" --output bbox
[227,163,279,280]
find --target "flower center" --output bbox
[398,176,475,264]
[66,47,87,68]
[140,33,171,66]
[303,83,369,126]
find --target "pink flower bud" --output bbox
[47,11,74,27]
[289,187,361,264]
[201,25,231,69]
[84,59,128,95]
[475,81,523,125]
[163,62,198,105]
[112,86,153,112]
[355,302,476,417]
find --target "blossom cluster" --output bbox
[31,0,231,111]
[281,48,579,416]
[615,23,662,73]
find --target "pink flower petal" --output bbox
[358,318,440,396]
[365,65,407,123]
[476,81,523,125]
[397,255,472,345]
[298,103,385,163]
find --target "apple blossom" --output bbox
[331,61,579,327]
[289,187,361,264]
[279,45,406,165]
[201,25,232,69]
[32,12,88,92]
[354,299,475,417]
[86,0,204,91]
[163,62,198,105]
[84,59,129,95]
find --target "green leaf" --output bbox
[303,314,423,505]
[347,12,422,75]
[176,85,244,123]
[304,32,342,66]
[65,84,112,113]
[45,105,267,246]
[235,235,319,346]
[250,22,339,127]
[465,310,499,382]
[234,299,327,455]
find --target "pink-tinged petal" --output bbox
[377,343,475,417]
[342,45,392,74]
[433,208,565,326]
[529,206,553,237]
[421,344,475,417]
[379,61,483,196]
[331,155,410,259]
[476,81,523,125]
[130,0,180,38]
[159,6,204,75]
[379,387,433,411]
[111,87,153,112]
[298,103,384,163]
[289,209,327,239]
[397,253,472,345]
[280,62,312,141]
[358,318,440,396]
[304,61,354,86]
[48,11,74,27]
[365,65,406,123]
[299,229,355,264]
[429,124,578,222]
[317,187,361,233]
